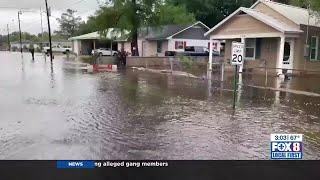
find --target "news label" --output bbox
[270,134,303,160]
[57,161,169,169]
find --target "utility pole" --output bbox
[7,24,10,51]
[40,7,44,52]
[45,0,53,63]
[18,11,22,53]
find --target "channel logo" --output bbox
[270,134,303,160]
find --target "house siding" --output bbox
[117,42,131,53]
[213,14,279,36]
[253,2,299,29]
[145,41,158,57]
[168,39,210,52]
[293,25,320,73]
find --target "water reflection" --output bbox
[0,52,320,160]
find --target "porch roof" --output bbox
[251,0,320,28]
[205,7,303,38]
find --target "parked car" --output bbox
[43,45,72,54]
[92,48,118,56]
[165,46,220,57]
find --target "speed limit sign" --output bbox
[231,42,244,65]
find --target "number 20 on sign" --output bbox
[231,42,244,65]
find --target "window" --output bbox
[310,36,318,60]
[245,38,256,59]
[157,41,162,53]
[175,41,185,49]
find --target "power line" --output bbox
[0,7,34,10]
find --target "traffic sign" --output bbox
[231,42,244,65]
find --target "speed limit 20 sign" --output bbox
[231,42,244,65]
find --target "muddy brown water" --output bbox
[0,52,320,160]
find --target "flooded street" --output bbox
[0,52,320,160]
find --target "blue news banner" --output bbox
[270,134,303,160]
[57,161,169,169]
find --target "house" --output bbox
[117,21,222,57]
[10,41,40,51]
[205,0,320,75]
[69,29,128,55]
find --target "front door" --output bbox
[282,40,294,73]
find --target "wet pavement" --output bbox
[0,52,320,160]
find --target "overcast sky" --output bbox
[0,0,105,35]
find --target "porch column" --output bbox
[289,39,295,74]
[207,38,213,80]
[93,40,96,50]
[239,37,245,73]
[208,38,213,70]
[277,36,285,75]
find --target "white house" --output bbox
[116,21,222,56]
[69,29,129,55]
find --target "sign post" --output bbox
[231,42,244,110]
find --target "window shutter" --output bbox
[184,41,187,48]
[256,38,261,59]
[208,42,210,49]
[175,41,178,49]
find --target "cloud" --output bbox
[0,0,102,34]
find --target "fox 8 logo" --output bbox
[272,142,301,152]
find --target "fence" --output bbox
[126,56,225,79]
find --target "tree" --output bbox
[168,0,254,28]
[149,4,195,26]
[274,0,290,4]
[56,9,82,37]
[74,16,99,36]
[94,0,195,56]
[291,0,320,10]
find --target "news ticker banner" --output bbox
[1,161,320,180]
[270,134,303,160]
[57,161,169,169]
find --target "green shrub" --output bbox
[180,56,194,72]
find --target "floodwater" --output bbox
[0,52,320,160]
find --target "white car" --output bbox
[92,48,118,56]
[43,45,72,54]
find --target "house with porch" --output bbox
[205,0,320,76]
[69,29,127,55]
[117,21,222,57]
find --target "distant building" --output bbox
[10,41,40,51]
[69,22,221,57]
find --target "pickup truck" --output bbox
[43,45,72,54]
[165,46,220,57]
[92,48,118,56]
